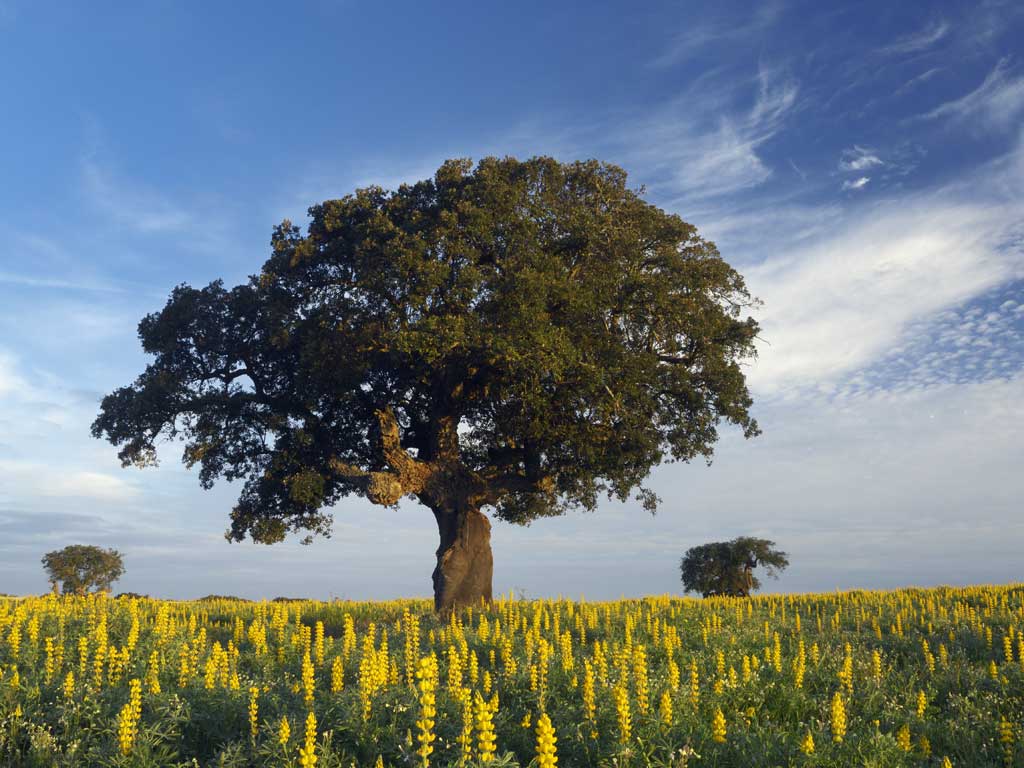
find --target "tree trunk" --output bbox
[742,564,754,597]
[432,504,493,614]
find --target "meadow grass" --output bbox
[1,585,1022,766]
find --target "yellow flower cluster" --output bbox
[535,711,558,768]
[830,692,846,743]
[0,584,1020,766]
[297,710,317,767]
[116,678,142,755]
[711,706,727,743]
[415,654,437,766]
[474,689,498,762]
[248,686,260,741]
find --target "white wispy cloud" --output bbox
[894,67,944,97]
[277,61,800,223]
[0,345,141,508]
[696,198,845,259]
[838,283,1024,397]
[841,176,871,190]
[0,271,124,293]
[0,234,133,294]
[81,159,193,234]
[0,350,29,398]
[651,3,785,68]
[0,461,137,501]
[878,19,950,56]
[838,145,884,172]
[744,143,1024,398]
[921,57,1024,131]
[627,63,799,203]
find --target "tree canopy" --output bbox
[42,544,125,595]
[92,156,761,611]
[680,537,788,597]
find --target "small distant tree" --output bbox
[42,545,125,595]
[680,536,788,597]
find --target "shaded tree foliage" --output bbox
[42,545,124,595]
[92,156,761,612]
[680,537,788,597]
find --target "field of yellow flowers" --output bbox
[1,585,1022,767]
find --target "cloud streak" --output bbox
[877,19,950,56]
[625,63,799,203]
[838,146,883,172]
[0,461,137,501]
[651,3,785,68]
[81,160,193,234]
[745,147,1024,397]
[921,57,1024,131]
[0,350,29,398]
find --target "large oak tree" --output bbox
[92,157,761,612]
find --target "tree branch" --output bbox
[480,471,554,505]
[328,407,432,505]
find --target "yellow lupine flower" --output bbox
[248,686,259,741]
[146,650,161,695]
[302,652,315,705]
[297,710,317,767]
[614,682,632,744]
[1000,716,1015,768]
[535,711,558,768]
[800,730,814,754]
[582,660,596,723]
[445,686,468,765]
[44,637,56,683]
[711,706,727,743]
[116,679,143,755]
[830,693,846,743]
[793,638,805,689]
[415,655,437,766]
[331,655,344,693]
[7,622,20,659]
[633,645,649,715]
[659,689,673,726]
[897,723,911,751]
[919,735,931,757]
[474,691,497,762]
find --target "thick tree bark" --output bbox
[432,503,493,614]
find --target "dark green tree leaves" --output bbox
[680,537,789,597]
[93,156,760,605]
[42,545,125,595]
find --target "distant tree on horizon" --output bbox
[42,544,124,595]
[92,156,761,614]
[680,537,788,597]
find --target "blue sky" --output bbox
[1,0,1022,599]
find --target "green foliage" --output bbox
[680,537,789,597]
[41,545,124,595]
[92,156,760,545]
